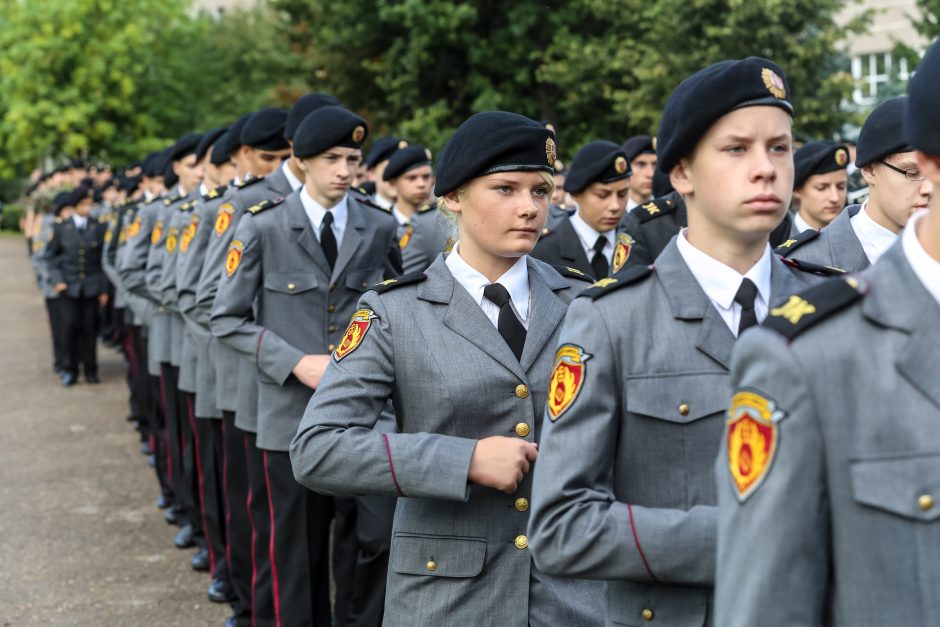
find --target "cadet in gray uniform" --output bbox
[715,43,940,626]
[532,140,632,280]
[778,96,933,271]
[528,58,831,627]
[381,144,434,249]
[291,111,605,627]
[212,105,401,627]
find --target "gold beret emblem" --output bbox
[398,139,409,149]
[545,137,557,167]
[835,148,848,167]
[761,68,787,99]
[614,155,628,174]
[352,125,366,143]
[651,136,657,151]
[424,148,433,160]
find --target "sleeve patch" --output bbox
[225,240,244,277]
[547,344,591,421]
[333,309,378,361]
[726,391,786,501]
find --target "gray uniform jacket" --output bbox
[178,186,228,418]
[100,204,125,308]
[32,213,59,299]
[778,204,870,272]
[715,240,940,627]
[290,256,604,627]
[196,173,292,414]
[400,206,454,274]
[211,190,402,451]
[45,216,108,298]
[527,241,820,627]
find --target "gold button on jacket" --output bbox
[514,384,529,399]
[514,498,529,512]
[514,423,530,437]
[919,494,934,511]
[678,403,690,416]
[426,560,437,572]
[642,608,654,621]
[514,535,528,550]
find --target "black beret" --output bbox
[141,152,164,178]
[293,106,369,159]
[162,148,179,188]
[195,128,228,163]
[657,57,793,173]
[285,93,342,141]
[652,169,674,198]
[365,136,406,168]
[434,111,557,196]
[214,113,252,161]
[563,140,631,193]
[241,108,290,151]
[68,184,93,207]
[621,135,655,162]
[855,97,914,168]
[904,39,940,157]
[793,141,850,188]
[168,133,203,162]
[53,191,72,213]
[121,175,141,195]
[382,145,433,181]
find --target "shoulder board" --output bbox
[774,228,819,255]
[552,265,594,283]
[163,194,182,206]
[144,196,161,206]
[540,227,554,238]
[247,196,284,215]
[578,265,654,300]
[369,272,428,294]
[780,256,846,276]
[635,196,678,223]
[181,200,197,211]
[417,200,437,214]
[236,176,264,189]
[353,196,388,212]
[203,185,227,200]
[763,276,866,340]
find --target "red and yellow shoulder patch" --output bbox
[127,216,142,239]
[399,225,413,250]
[547,344,591,421]
[612,233,633,273]
[165,226,179,253]
[214,203,234,237]
[150,221,163,246]
[334,309,378,361]
[225,240,244,277]
[726,391,784,501]
[180,216,198,253]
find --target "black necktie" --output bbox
[734,278,759,336]
[591,236,609,279]
[320,211,337,269]
[483,283,527,361]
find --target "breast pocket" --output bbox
[390,532,486,578]
[264,272,319,296]
[625,372,729,424]
[851,452,940,522]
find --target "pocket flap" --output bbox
[264,272,319,294]
[851,452,940,521]
[625,373,729,423]
[391,533,486,578]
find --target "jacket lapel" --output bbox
[827,206,869,272]
[862,242,940,410]
[519,260,569,372]
[331,199,365,283]
[420,258,527,380]
[558,218,589,267]
[286,192,331,276]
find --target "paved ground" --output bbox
[0,235,230,626]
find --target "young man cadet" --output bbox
[381,144,434,247]
[146,133,206,553]
[789,140,850,233]
[621,134,657,211]
[528,57,832,627]
[532,140,632,279]
[778,96,933,272]
[44,185,109,386]
[715,39,940,627]
[211,105,401,627]
[193,108,292,627]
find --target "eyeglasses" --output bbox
[878,160,926,182]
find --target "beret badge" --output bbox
[352,125,366,143]
[424,148,433,160]
[834,148,848,167]
[398,139,409,149]
[545,137,557,167]
[614,155,628,174]
[761,68,787,99]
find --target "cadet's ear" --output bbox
[670,160,693,196]
[441,190,462,215]
[859,163,878,187]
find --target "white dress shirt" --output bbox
[675,229,773,336]
[72,215,88,230]
[282,161,303,191]
[300,186,348,246]
[570,213,615,266]
[445,243,531,330]
[199,182,209,197]
[902,209,940,307]
[373,193,394,211]
[792,211,816,233]
[851,201,898,265]
[392,206,411,226]
[626,197,641,212]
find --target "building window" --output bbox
[851,52,911,105]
